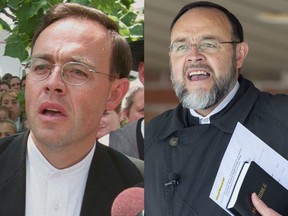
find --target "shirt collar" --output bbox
[190,81,240,124]
[27,133,96,179]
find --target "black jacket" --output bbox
[145,76,288,216]
[0,131,143,216]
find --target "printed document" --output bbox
[209,122,288,215]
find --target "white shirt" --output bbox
[190,82,240,124]
[25,134,96,216]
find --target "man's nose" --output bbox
[185,45,205,63]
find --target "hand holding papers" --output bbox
[209,123,288,215]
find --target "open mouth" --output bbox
[41,108,65,117]
[188,71,210,81]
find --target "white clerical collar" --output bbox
[190,81,240,124]
[27,133,96,178]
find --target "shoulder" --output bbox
[110,121,137,141]
[256,92,288,115]
[146,105,185,139]
[0,132,27,183]
[0,132,27,154]
[94,142,143,184]
[147,106,180,128]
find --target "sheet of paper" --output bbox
[209,122,288,215]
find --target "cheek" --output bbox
[211,51,234,77]
[131,106,140,117]
[75,91,107,125]
[25,86,39,111]
[170,58,185,80]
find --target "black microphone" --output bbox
[165,173,180,187]
[164,173,199,216]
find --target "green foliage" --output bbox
[17,89,26,120]
[0,0,143,62]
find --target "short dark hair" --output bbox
[0,80,10,88]
[31,3,132,79]
[170,1,244,42]
[129,40,144,71]
[1,73,13,82]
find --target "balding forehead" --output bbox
[171,7,233,40]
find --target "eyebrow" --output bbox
[171,35,222,44]
[31,54,96,69]
[31,54,53,62]
[171,36,190,44]
[71,56,96,69]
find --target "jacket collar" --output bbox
[0,131,29,215]
[80,142,128,215]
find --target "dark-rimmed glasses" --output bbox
[169,39,240,56]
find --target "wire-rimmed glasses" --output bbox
[25,58,111,86]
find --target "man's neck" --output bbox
[30,132,96,169]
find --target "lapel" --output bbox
[0,132,28,216]
[80,143,128,216]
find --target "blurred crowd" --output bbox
[0,73,28,138]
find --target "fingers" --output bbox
[251,193,281,216]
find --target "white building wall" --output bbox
[0,30,22,78]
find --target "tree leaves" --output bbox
[0,18,11,31]
[0,0,143,62]
[4,33,28,62]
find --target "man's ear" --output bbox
[105,78,130,111]
[236,42,249,69]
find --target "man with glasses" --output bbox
[0,3,142,216]
[145,1,286,216]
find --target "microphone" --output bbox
[165,173,180,187]
[164,173,199,216]
[111,186,144,216]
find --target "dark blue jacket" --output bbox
[145,76,288,216]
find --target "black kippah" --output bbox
[170,1,244,42]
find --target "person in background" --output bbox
[0,80,10,92]
[0,3,142,216]
[0,118,17,138]
[20,75,27,90]
[1,73,13,82]
[97,104,121,140]
[145,2,285,216]
[0,89,22,132]
[121,86,144,124]
[0,105,11,120]
[106,40,144,160]
[10,76,21,92]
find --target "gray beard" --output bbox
[171,58,237,110]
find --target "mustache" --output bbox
[184,63,213,74]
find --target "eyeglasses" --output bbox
[25,58,111,86]
[169,39,240,56]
